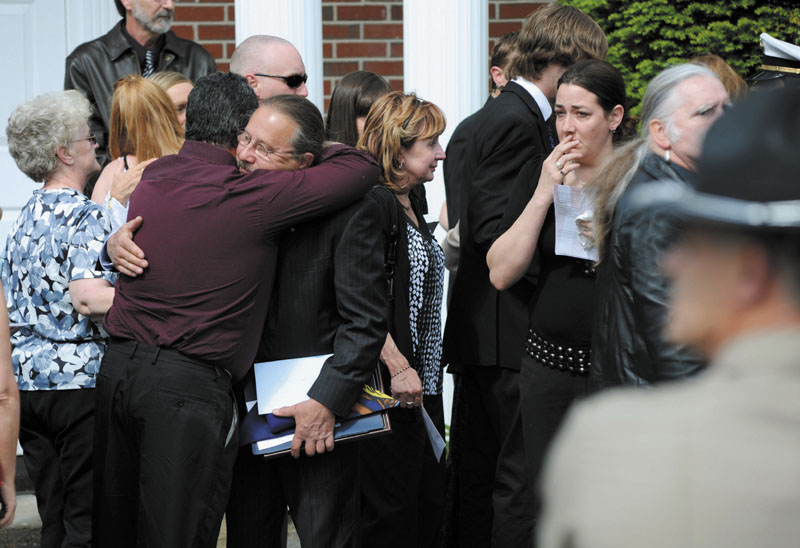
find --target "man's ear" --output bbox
[297,152,314,169]
[490,66,507,90]
[56,145,74,166]
[244,74,260,93]
[736,244,772,307]
[649,118,671,153]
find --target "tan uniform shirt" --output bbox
[540,327,800,548]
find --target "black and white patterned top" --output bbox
[406,218,445,395]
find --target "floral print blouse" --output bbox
[1,189,116,390]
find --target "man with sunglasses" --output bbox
[230,35,309,100]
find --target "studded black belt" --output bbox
[525,329,590,376]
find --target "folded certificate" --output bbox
[254,354,333,415]
[245,356,396,458]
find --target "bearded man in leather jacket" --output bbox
[65,0,216,165]
[589,63,730,389]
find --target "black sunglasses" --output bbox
[253,72,308,89]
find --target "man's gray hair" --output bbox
[590,64,723,251]
[230,35,293,75]
[6,90,91,183]
[641,63,718,144]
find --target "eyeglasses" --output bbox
[70,133,97,145]
[237,131,295,162]
[253,72,308,89]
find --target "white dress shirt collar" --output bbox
[512,76,552,121]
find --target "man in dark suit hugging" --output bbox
[224,94,388,548]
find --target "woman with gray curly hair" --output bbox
[2,90,116,547]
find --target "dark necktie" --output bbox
[545,116,556,151]
[143,50,155,77]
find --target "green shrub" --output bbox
[561,0,800,116]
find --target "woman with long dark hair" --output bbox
[326,70,391,146]
[486,60,631,531]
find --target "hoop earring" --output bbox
[665,149,670,163]
[398,159,404,169]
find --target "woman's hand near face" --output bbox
[487,139,581,291]
[533,137,581,204]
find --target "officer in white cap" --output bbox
[749,32,800,89]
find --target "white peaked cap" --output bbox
[760,33,800,62]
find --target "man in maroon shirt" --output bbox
[92,72,379,548]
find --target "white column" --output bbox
[65,1,119,55]
[235,0,324,111]
[403,0,488,221]
[404,0,488,427]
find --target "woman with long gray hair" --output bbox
[590,63,729,390]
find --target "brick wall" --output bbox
[173,1,236,72]
[171,0,547,108]
[322,0,405,108]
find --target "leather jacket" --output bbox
[590,152,705,390]
[64,21,216,164]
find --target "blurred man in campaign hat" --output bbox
[748,32,800,90]
[538,87,800,548]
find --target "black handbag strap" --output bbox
[374,185,400,300]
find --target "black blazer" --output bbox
[348,185,434,386]
[443,81,553,371]
[443,96,492,226]
[257,200,388,417]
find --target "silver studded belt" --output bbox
[525,328,590,376]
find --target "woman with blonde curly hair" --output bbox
[354,91,447,547]
[91,74,184,230]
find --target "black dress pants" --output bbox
[443,365,532,548]
[360,393,446,548]
[226,439,360,548]
[19,388,95,548]
[92,339,238,548]
[519,355,589,547]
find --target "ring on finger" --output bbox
[559,169,565,177]
[555,160,564,170]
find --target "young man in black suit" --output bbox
[442,5,607,547]
[442,31,519,230]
